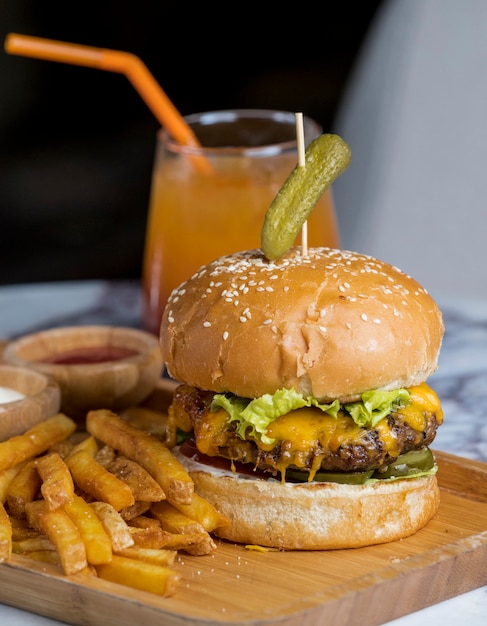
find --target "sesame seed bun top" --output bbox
[160,247,444,401]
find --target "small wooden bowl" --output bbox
[3,326,163,420]
[0,364,61,441]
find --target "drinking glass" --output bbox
[142,109,340,334]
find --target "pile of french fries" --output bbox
[0,407,230,597]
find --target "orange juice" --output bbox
[142,110,340,335]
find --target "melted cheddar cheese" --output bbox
[190,382,443,480]
[401,382,443,428]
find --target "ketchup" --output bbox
[41,346,138,365]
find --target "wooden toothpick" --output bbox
[295,112,308,256]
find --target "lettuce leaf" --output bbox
[211,387,410,445]
[345,389,410,428]
[211,388,339,445]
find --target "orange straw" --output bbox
[4,33,211,171]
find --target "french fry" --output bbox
[12,535,55,553]
[155,530,216,555]
[119,500,152,521]
[106,456,165,502]
[6,460,42,518]
[67,435,99,459]
[87,410,193,505]
[36,452,75,510]
[66,449,135,511]
[89,501,134,552]
[151,500,206,535]
[171,492,231,533]
[9,516,37,540]
[0,460,29,504]
[120,406,167,439]
[0,502,12,562]
[126,514,213,553]
[0,414,76,473]
[64,494,112,565]
[148,500,217,552]
[20,549,61,566]
[94,445,116,467]
[128,524,168,550]
[115,545,176,567]
[126,515,161,531]
[95,555,181,597]
[177,533,216,556]
[126,515,170,550]
[25,499,87,575]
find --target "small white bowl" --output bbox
[0,364,61,441]
[3,326,163,420]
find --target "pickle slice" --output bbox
[261,133,351,260]
[285,448,435,484]
[373,448,435,480]
[285,468,374,485]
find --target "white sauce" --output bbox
[0,386,26,404]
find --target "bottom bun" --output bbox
[175,449,440,550]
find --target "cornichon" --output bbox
[261,133,351,260]
[372,448,435,480]
[284,448,435,485]
[286,468,374,485]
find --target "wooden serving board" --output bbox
[0,450,486,626]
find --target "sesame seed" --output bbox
[223,331,229,340]
[319,326,327,332]
[239,316,247,323]
[361,313,368,321]
[203,321,211,327]
[263,319,273,325]
[346,322,352,329]
[373,318,381,324]
[168,316,174,323]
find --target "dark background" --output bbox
[0,1,383,286]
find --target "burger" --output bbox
[159,247,444,550]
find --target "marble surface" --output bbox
[0,280,486,625]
